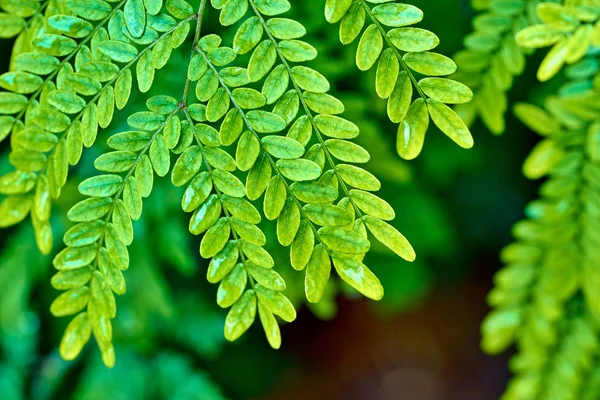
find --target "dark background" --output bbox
[0,0,547,398]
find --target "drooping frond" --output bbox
[481,91,600,398]
[452,0,539,135]
[323,0,475,159]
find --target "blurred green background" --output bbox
[0,0,549,398]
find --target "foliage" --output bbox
[477,1,600,399]
[0,0,468,370]
[2,0,599,398]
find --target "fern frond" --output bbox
[451,0,539,135]
[51,98,183,367]
[212,0,416,297]
[0,0,192,253]
[516,1,600,82]
[481,92,600,398]
[324,0,474,159]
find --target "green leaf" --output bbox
[0,195,31,227]
[246,110,286,133]
[356,24,382,71]
[305,244,331,303]
[59,312,92,361]
[217,263,247,308]
[14,53,60,75]
[266,18,306,39]
[33,34,77,57]
[107,131,152,151]
[0,170,37,195]
[200,217,230,258]
[279,40,317,62]
[314,115,359,139]
[325,0,352,23]
[264,175,287,220]
[303,92,344,115]
[277,198,300,246]
[247,262,285,291]
[248,40,276,82]
[189,195,221,234]
[53,245,97,270]
[0,71,43,93]
[78,175,123,197]
[372,3,423,27]
[135,155,154,198]
[240,241,274,268]
[223,195,261,224]
[290,66,330,93]
[212,169,246,197]
[336,164,380,191]
[123,176,142,220]
[290,181,338,203]
[364,215,415,261]
[375,48,399,99]
[255,285,296,322]
[50,286,90,317]
[262,136,304,159]
[95,151,137,173]
[48,15,92,38]
[207,241,239,283]
[97,40,139,63]
[332,253,383,301]
[67,197,113,222]
[350,189,395,220]
[396,98,429,160]
[291,221,315,270]
[236,131,261,171]
[318,226,370,253]
[403,52,457,76]
[231,88,266,110]
[171,145,203,186]
[149,134,170,177]
[258,303,281,349]
[426,99,474,149]
[388,28,439,52]
[67,0,112,20]
[254,0,290,16]
[246,153,271,200]
[339,2,365,44]
[305,204,351,227]
[233,16,263,54]
[419,78,473,104]
[276,159,321,181]
[387,71,413,123]
[325,139,370,163]
[224,289,256,341]
[262,65,289,104]
[125,0,146,38]
[0,92,28,114]
[0,13,25,38]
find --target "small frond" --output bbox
[516,1,600,82]
[452,0,538,135]
[0,0,192,254]
[52,97,182,366]
[481,92,600,399]
[324,0,474,159]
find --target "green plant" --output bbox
[472,1,600,399]
[4,0,600,397]
[0,0,473,368]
